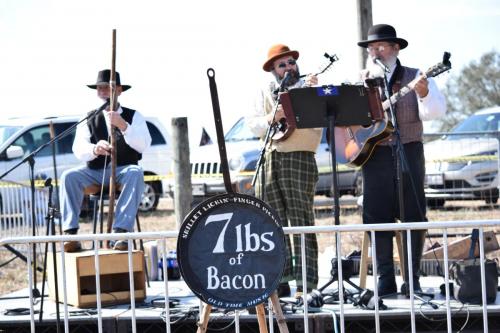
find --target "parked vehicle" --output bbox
[424,106,500,207]
[166,117,362,204]
[0,115,172,213]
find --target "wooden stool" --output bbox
[359,230,406,289]
[83,184,150,284]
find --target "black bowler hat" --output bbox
[357,24,408,49]
[87,69,131,91]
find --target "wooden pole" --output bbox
[255,304,269,333]
[270,292,289,333]
[171,117,192,229]
[196,304,212,333]
[356,0,373,71]
[107,29,117,236]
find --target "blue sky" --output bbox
[0,0,498,143]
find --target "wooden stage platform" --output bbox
[1,274,499,332]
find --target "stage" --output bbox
[1,275,499,333]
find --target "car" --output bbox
[0,115,172,214]
[424,106,500,207]
[166,117,362,204]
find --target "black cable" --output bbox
[3,308,39,316]
[0,255,18,268]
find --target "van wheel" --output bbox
[485,196,498,204]
[139,181,161,212]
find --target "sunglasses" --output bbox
[276,59,297,69]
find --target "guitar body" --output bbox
[271,117,295,142]
[334,119,394,167]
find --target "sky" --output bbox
[0,0,499,145]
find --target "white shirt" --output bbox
[72,105,152,162]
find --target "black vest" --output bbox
[86,107,142,170]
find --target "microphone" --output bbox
[279,71,291,91]
[374,58,390,73]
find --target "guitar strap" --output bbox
[389,60,404,97]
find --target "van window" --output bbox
[9,122,76,158]
[146,122,167,146]
[0,126,22,146]
[11,126,52,157]
[54,122,76,154]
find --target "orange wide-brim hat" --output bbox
[262,44,299,72]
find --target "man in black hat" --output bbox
[60,69,151,252]
[247,44,322,296]
[357,24,446,295]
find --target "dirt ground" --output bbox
[0,197,499,295]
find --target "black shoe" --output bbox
[277,282,291,297]
[401,280,422,295]
[378,277,397,296]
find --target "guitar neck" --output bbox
[381,74,423,111]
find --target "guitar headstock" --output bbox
[425,52,452,78]
[315,52,339,76]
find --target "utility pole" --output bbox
[356,0,373,71]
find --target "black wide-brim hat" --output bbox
[87,69,131,91]
[358,24,408,49]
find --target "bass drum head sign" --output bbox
[177,193,285,310]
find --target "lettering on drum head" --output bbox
[177,193,285,309]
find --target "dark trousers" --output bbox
[362,142,427,286]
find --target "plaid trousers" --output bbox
[255,150,319,290]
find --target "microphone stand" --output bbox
[251,72,290,191]
[377,62,435,306]
[0,100,109,298]
[38,178,62,330]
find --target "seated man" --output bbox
[60,69,152,252]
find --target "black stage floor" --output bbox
[1,275,499,333]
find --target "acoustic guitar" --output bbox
[335,52,451,167]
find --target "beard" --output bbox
[365,55,398,79]
[272,66,301,88]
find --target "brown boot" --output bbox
[63,229,82,253]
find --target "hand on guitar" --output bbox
[413,75,429,98]
[304,74,318,87]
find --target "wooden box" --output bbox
[47,250,146,308]
[422,231,499,260]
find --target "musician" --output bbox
[60,69,152,252]
[247,44,322,296]
[358,24,446,295]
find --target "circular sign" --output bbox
[177,193,285,310]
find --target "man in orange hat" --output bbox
[60,69,152,252]
[358,24,446,296]
[248,44,322,297]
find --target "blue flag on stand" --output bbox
[316,85,339,96]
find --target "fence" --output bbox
[0,219,499,333]
[0,180,49,260]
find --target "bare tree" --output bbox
[436,50,500,132]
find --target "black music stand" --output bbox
[281,84,377,306]
[281,84,372,228]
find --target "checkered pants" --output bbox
[255,150,319,290]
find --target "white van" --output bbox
[0,115,172,213]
